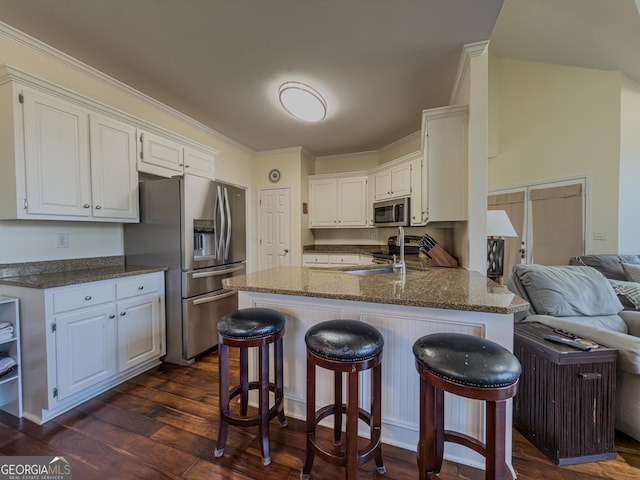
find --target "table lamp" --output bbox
[487,210,517,284]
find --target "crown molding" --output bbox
[378,129,420,153]
[255,146,316,158]
[315,150,379,162]
[0,21,255,156]
[449,40,489,105]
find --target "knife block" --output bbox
[423,245,458,267]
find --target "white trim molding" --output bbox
[449,41,489,106]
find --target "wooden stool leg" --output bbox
[301,353,316,479]
[215,342,230,458]
[346,368,359,480]
[239,346,249,416]
[418,376,442,479]
[334,370,343,445]
[258,344,271,466]
[434,387,444,473]
[275,338,288,426]
[486,399,508,480]
[372,362,386,473]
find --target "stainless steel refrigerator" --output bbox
[124,174,246,365]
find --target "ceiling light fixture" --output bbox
[278,82,327,122]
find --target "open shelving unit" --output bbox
[0,296,22,417]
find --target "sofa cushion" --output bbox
[622,263,640,283]
[512,264,623,317]
[569,254,640,281]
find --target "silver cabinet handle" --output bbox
[109,314,115,319]
[83,204,90,208]
[138,285,144,290]
[95,205,102,210]
[120,312,126,316]
[85,295,92,301]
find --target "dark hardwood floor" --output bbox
[1,349,639,479]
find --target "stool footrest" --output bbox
[307,431,383,469]
[221,381,284,427]
[444,429,486,457]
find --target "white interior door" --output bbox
[259,187,291,270]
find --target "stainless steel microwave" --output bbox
[373,197,410,226]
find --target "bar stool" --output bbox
[301,319,385,480]
[214,307,287,466]
[412,333,521,480]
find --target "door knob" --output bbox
[283,249,289,255]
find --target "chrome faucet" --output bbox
[393,226,406,275]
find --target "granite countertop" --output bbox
[0,257,167,289]
[224,266,529,314]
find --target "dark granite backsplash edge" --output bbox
[0,255,124,279]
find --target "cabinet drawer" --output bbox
[117,274,160,300]
[303,253,329,264]
[328,254,360,265]
[53,283,115,314]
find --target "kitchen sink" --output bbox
[344,266,417,276]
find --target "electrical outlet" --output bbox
[56,233,69,248]
[369,231,377,240]
[593,232,606,241]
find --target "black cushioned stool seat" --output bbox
[301,320,385,480]
[214,308,287,466]
[413,333,521,480]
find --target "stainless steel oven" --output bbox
[373,197,410,227]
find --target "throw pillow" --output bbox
[610,279,640,310]
[622,262,640,283]
[512,264,623,317]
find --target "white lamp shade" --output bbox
[487,210,517,238]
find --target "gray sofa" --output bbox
[508,264,640,442]
[570,254,640,310]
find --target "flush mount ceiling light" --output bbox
[278,82,327,122]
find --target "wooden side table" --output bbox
[513,322,617,465]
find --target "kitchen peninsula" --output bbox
[224,265,528,473]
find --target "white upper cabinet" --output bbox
[309,174,368,228]
[138,130,216,180]
[419,105,468,224]
[90,114,138,220]
[22,88,92,218]
[0,81,139,222]
[372,161,413,202]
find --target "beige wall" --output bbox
[489,58,622,254]
[619,75,640,253]
[315,151,379,174]
[253,149,307,267]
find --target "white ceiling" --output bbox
[0,0,638,156]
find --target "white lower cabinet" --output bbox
[55,304,117,402]
[0,272,165,424]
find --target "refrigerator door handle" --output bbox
[191,264,245,278]
[216,184,225,260]
[192,289,236,305]
[224,187,232,261]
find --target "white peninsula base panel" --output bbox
[239,291,515,474]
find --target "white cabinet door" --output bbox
[116,293,161,373]
[409,156,423,226]
[139,130,184,175]
[373,169,392,201]
[421,105,468,224]
[309,178,339,227]
[390,162,412,198]
[184,146,215,179]
[55,304,116,402]
[90,114,138,221]
[22,88,92,217]
[338,177,368,226]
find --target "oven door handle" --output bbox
[191,265,245,278]
[192,290,236,305]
